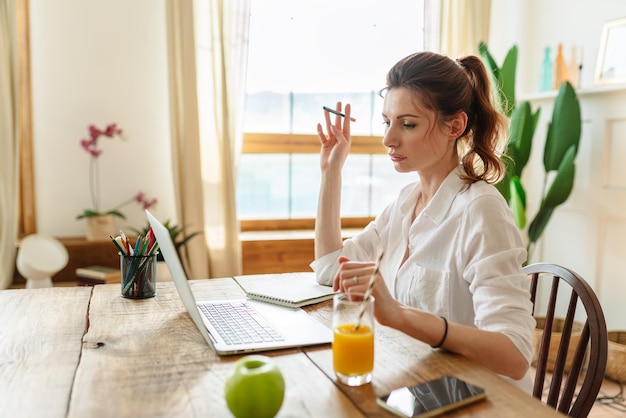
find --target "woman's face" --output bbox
[381,87,458,176]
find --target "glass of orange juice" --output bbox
[332,292,375,386]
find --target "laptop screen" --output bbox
[146,210,216,347]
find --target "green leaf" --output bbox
[528,206,555,245]
[495,175,511,201]
[174,231,203,250]
[76,209,100,220]
[495,151,516,201]
[512,176,526,208]
[499,45,518,116]
[516,104,540,175]
[478,41,500,83]
[528,146,577,245]
[509,176,526,229]
[478,42,519,117]
[543,145,576,208]
[544,82,581,171]
[104,210,126,220]
[508,103,530,176]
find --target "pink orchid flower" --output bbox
[77,123,158,221]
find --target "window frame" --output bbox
[242,132,384,155]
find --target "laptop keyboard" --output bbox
[198,301,285,345]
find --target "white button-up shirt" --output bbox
[311,167,536,392]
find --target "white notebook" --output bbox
[234,272,338,308]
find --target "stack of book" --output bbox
[76,266,120,286]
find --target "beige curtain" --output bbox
[439,0,491,57]
[165,0,248,278]
[0,0,20,289]
[165,0,209,279]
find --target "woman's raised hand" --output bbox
[316,101,352,171]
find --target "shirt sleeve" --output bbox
[459,193,536,363]
[309,220,382,286]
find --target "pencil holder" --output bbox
[120,252,158,299]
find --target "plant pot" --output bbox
[86,215,117,242]
[532,316,585,372]
[606,331,626,382]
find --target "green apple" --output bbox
[224,355,285,418]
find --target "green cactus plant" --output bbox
[478,42,582,259]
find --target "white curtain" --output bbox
[165,0,249,278]
[439,0,491,57]
[195,0,249,277]
[0,0,20,289]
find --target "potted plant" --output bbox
[478,42,582,260]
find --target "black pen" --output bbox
[323,106,357,122]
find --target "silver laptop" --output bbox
[146,210,333,355]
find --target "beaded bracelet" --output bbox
[431,316,448,349]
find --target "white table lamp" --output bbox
[17,234,69,289]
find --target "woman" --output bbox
[311,51,535,392]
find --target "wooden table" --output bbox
[0,279,565,417]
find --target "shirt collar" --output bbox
[426,166,470,225]
[399,166,469,225]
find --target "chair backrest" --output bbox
[524,263,608,418]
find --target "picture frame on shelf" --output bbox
[595,17,626,85]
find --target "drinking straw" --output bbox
[354,247,384,331]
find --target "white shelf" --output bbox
[519,83,626,102]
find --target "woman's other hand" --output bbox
[334,255,400,327]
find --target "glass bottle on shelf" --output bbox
[553,43,567,89]
[539,46,553,92]
[567,46,580,88]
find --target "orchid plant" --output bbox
[76,123,157,220]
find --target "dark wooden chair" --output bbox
[524,263,608,418]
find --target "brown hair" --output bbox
[380,51,507,184]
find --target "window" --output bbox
[237,0,427,226]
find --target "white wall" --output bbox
[30,0,176,237]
